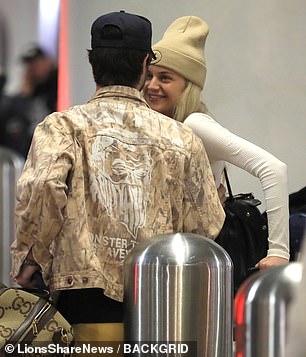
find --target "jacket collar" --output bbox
[89,85,150,108]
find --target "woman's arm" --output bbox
[184,113,290,264]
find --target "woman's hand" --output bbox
[256,256,289,271]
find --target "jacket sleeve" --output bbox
[182,133,225,239]
[11,114,74,280]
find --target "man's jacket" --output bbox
[11,86,225,301]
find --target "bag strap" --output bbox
[224,167,233,199]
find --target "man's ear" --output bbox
[138,54,150,91]
[143,54,150,67]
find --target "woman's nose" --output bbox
[146,76,159,90]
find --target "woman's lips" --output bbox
[147,94,164,102]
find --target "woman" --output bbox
[143,16,289,270]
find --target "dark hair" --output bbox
[88,47,147,87]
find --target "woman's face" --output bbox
[143,65,186,118]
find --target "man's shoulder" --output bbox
[147,108,190,131]
[148,110,202,147]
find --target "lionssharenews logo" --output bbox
[5,343,116,355]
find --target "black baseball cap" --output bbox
[91,11,156,59]
[20,45,46,63]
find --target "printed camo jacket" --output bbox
[11,86,225,301]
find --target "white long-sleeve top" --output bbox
[184,112,290,260]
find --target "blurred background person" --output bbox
[0,44,58,157]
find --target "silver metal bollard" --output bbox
[234,262,302,357]
[124,232,233,357]
[0,147,24,285]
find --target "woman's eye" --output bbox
[161,75,171,82]
[146,72,153,80]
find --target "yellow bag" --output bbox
[0,284,74,356]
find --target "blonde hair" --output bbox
[173,81,209,122]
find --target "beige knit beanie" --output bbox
[151,16,209,89]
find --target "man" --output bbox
[0,45,58,157]
[19,45,58,113]
[11,11,225,343]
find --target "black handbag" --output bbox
[215,168,269,294]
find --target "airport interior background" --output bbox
[0,2,305,356]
